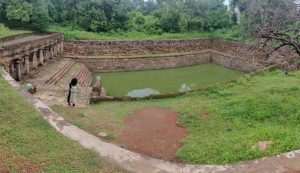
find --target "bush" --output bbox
[144,16,162,35]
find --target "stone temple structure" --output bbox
[0,33,92,107]
[1,32,298,106]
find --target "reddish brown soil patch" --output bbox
[116,107,187,161]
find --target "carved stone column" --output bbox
[39,48,44,66]
[10,61,15,73]
[50,45,54,59]
[60,38,64,54]
[24,54,30,74]
[44,47,49,61]
[15,59,22,81]
[32,51,38,69]
[54,42,58,58]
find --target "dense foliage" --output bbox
[0,0,232,32]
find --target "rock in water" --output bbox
[179,84,191,92]
[127,88,160,97]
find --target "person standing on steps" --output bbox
[67,78,78,106]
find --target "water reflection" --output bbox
[127,88,160,97]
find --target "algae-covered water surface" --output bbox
[93,63,244,97]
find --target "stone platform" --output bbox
[24,58,92,107]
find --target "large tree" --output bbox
[245,0,300,57]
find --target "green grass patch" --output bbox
[0,24,31,38]
[48,25,247,42]
[54,70,300,164]
[0,72,124,172]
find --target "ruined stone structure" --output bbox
[0,33,92,107]
[0,33,64,81]
[2,34,296,104]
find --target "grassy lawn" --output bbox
[0,74,124,172]
[53,70,300,164]
[0,24,31,38]
[48,25,245,42]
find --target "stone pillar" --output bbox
[44,47,49,61]
[39,48,44,66]
[10,61,15,73]
[54,42,58,58]
[15,59,22,81]
[50,45,54,59]
[32,51,38,69]
[92,76,102,97]
[60,39,64,54]
[24,54,30,74]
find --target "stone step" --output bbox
[45,59,75,85]
[25,58,73,85]
[22,58,57,81]
[56,63,92,87]
[78,65,92,87]
[75,64,87,86]
[24,59,62,83]
[24,58,93,107]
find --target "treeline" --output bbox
[0,0,236,33]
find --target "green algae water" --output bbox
[93,64,244,97]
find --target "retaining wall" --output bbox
[64,39,266,59]
[63,39,270,73]
[64,50,215,72]
[65,49,266,73]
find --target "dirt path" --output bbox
[116,107,187,161]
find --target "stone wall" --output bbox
[65,50,212,72]
[210,51,265,72]
[64,39,213,56]
[64,39,268,59]
[63,39,274,73]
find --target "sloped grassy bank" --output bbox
[53,70,300,164]
[0,74,124,172]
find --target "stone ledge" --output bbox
[64,49,212,59]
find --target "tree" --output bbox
[6,0,32,23]
[31,0,49,31]
[245,0,300,57]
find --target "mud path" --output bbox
[116,107,187,161]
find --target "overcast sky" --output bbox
[223,0,229,6]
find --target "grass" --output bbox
[0,72,124,172]
[94,64,244,96]
[48,25,246,42]
[0,24,31,38]
[0,23,250,43]
[53,70,300,164]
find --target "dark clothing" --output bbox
[67,83,72,104]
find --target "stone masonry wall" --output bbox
[66,51,212,72]
[64,39,266,60]
[64,39,213,56]
[64,39,271,73]
[210,51,265,72]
